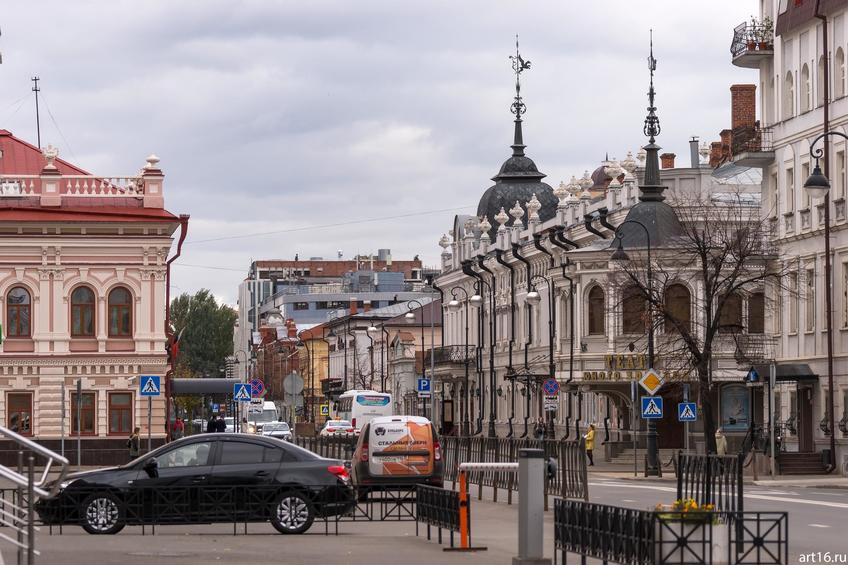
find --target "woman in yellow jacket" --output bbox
[583,424,596,466]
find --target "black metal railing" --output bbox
[676,452,743,514]
[294,435,357,460]
[441,436,587,503]
[732,124,774,154]
[731,20,774,58]
[424,345,475,365]
[415,484,462,548]
[554,498,789,565]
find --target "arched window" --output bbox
[748,291,765,334]
[783,71,794,120]
[664,284,691,333]
[836,48,846,99]
[718,293,743,332]
[801,64,811,113]
[817,55,826,107]
[587,286,605,335]
[621,286,646,334]
[71,286,95,337]
[108,287,132,337]
[6,287,31,337]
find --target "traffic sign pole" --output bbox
[683,384,690,455]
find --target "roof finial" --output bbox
[508,34,531,156]
[639,29,666,201]
[643,29,661,143]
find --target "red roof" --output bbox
[0,206,178,223]
[0,130,89,175]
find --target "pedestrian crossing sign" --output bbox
[678,402,697,422]
[641,396,663,419]
[233,383,251,402]
[139,375,160,397]
[320,404,329,417]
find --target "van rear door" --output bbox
[368,420,433,477]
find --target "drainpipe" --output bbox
[533,234,557,436]
[164,214,190,443]
[548,231,577,441]
[461,261,484,436]
[815,0,837,475]
[430,278,445,429]
[512,243,532,438]
[554,225,580,249]
[476,256,497,437]
[597,207,618,233]
[584,213,608,239]
[495,249,516,437]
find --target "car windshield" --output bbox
[224,417,234,426]
[327,421,350,427]
[265,422,289,430]
[250,409,277,423]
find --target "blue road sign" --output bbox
[212,403,220,413]
[678,402,697,422]
[542,378,560,396]
[233,383,251,402]
[139,375,160,397]
[417,378,431,393]
[641,396,663,419]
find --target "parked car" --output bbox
[36,434,354,535]
[351,415,443,489]
[224,417,235,433]
[319,420,355,437]
[262,421,293,441]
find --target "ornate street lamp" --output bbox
[448,287,471,435]
[367,325,379,391]
[406,300,425,417]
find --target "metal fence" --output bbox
[554,498,789,565]
[293,436,357,460]
[416,484,462,548]
[676,452,743,514]
[441,436,587,504]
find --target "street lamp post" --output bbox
[406,300,425,417]
[367,325,378,390]
[448,287,471,435]
[803,135,839,468]
[611,218,659,476]
[527,274,555,434]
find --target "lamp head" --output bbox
[367,325,379,335]
[470,294,483,308]
[610,245,630,262]
[525,290,541,306]
[804,160,831,200]
[404,311,416,324]
[447,298,461,312]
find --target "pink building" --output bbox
[0,130,187,465]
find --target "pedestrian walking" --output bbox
[583,424,596,466]
[715,427,727,456]
[127,427,141,461]
[215,415,227,433]
[534,419,545,440]
[173,417,185,439]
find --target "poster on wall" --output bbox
[720,384,750,431]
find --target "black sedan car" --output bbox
[36,433,353,535]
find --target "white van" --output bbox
[247,400,279,434]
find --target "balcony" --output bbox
[731,123,774,168]
[425,345,475,366]
[731,20,774,68]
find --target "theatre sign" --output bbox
[580,355,689,383]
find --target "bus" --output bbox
[334,390,392,432]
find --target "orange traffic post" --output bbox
[458,469,469,549]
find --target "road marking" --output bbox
[587,482,848,510]
[809,524,830,528]
[622,499,636,503]
[749,490,798,496]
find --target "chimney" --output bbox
[287,319,297,338]
[660,153,676,169]
[689,137,700,168]
[730,84,757,131]
[349,297,358,315]
[709,141,723,168]
[363,299,371,313]
[719,129,732,161]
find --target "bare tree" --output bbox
[611,188,786,452]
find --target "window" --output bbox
[219,441,266,465]
[6,287,31,337]
[769,172,778,215]
[108,392,133,435]
[774,282,783,333]
[621,286,646,334]
[664,284,691,333]
[817,55,825,108]
[748,292,765,334]
[805,267,815,331]
[587,286,605,335]
[108,287,132,337]
[718,293,743,332]
[801,64,811,113]
[71,286,95,337]
[836,48,846,99]
[159,442,213,468]
[293,302,309,311]
[783,71,794,120]
[7,393,32,435]
[837,150,846,201]
[786,167,795,212]
[843,263,848,328]
[801,162,810,209]
[71,392,96,435]
[789,272,799,332]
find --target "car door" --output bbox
[208,438,282,521]
[132,439,216,524]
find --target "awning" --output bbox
[753,363,819,382]
[171,378,243,395]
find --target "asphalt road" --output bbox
[6,477,846,564]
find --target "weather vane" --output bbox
[509,34,531,117]
[643,29,661,142]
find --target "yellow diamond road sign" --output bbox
[639,369,664,396]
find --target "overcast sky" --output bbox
[1,1,757,305]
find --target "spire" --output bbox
[509,35,531,157]
[640,29,666,202]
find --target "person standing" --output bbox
[173,417,185,439]
[215,415,227,433]
[715,427,728,456]
[127,427,141,461]
[583,424,596,466]
[206,415,216,433]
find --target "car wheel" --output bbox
[80,492,125,535]
[270,491,314,534]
